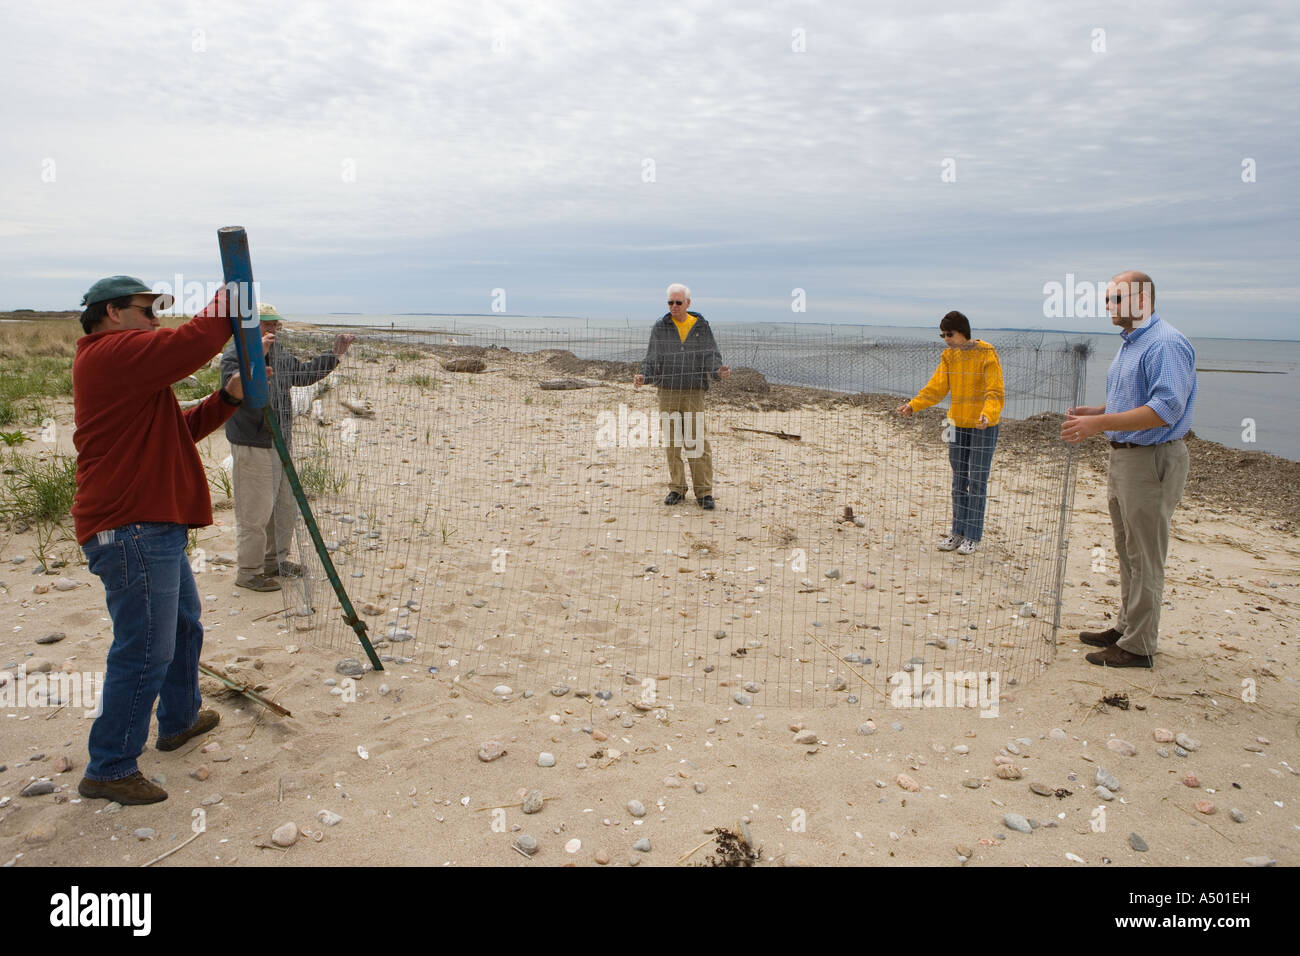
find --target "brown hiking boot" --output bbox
[157,709,220,752]
[266,560,304,579]
[236,573,280,592]
[78,771,168,805]
[1079,627,1123,647]
[1085,645,1153,668]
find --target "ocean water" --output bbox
[292,314,1300,462]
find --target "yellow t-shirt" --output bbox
[671,314,697,342]
[908,340,1005,427]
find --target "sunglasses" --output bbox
[1106,293,1126,304]
[668,300,685,305]
[125,303,159,319]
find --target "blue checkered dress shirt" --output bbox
[1104,314,1197,444]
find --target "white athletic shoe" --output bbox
[957,538,978,555]
[937,534,961,552]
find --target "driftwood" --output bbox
[199,662,292,717]
[731,426,801,441]
[442,358,487,373]
[538,378,602,390]
[339,397,374,418]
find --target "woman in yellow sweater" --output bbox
[896,311,1005,555]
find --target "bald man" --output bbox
[1061,271,1197,667]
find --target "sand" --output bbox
[1,343,1296,868]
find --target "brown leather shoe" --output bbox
[1080,627,1123,647]
[236,573,280,592]
[78,771,168,805]
[157,709,220,752]
[1085,645,1153,668]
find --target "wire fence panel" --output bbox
[270,325,1087,714]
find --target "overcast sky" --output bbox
[2,0,1296,338]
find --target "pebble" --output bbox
[25,822,57,845]
[1048,729,1067,741]
[564,838,581,854]
[793,731,818,745]
[627,799,647,817]
[595,690,612,700]
[1230,809,1246,823]
[694,782,707,794]
[733,693,752,706]
[1156,748,1170,758]
[201,794,223,806]
[594,849,610,865]
[1195,800,1215,815]
[961,778,982,789]
[1107,738,1137,756]
[743,681,760,694]
[825,568,841,579]
[1003,813,1032,834]
[858,722,876,735]
[891,722,902,732]
[1175,733,1200,752]
[1095,786,1115,801]
[492,684,512,697]
[632,838,651,852]
[104,802,123,813]
[335,658,364,677]
[134,828,156,841]
[953,744,970,754]
[1129,833,1149,852]
[477,741,506,762]
[378,684,391,696]
[522,790,544,814]
[317,810,343,826]
[515,834,539,856]
[35,632,66,645]
[1174,746,1189,758]
[20,780,54,797]
[713,629,726,639]
[271,822,299,847]
[537,752,556,768]
[1153,728,1175,742]
[1243,857,1276,867]
[896,773,921,792]
[52,756,71,774]
[1182,772,1199,788]
[190,766,209,781]
[550,685,570,697]
[831,676,847,691]
[1096,768,1120,791]
[994,764,1021,780]
[1029,782,1054,796]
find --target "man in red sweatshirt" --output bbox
[72,275,244,805]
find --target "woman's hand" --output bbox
[896,403,913,417]
[976,414,989,429]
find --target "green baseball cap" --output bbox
[80,275,175,310]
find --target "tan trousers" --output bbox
[232,443,298,578]
[1107,439,1189,656]
[658,388,713,498]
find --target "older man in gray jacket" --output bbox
[220,303,354,591]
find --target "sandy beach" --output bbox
[1,336,1296,868]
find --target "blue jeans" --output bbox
[81,522,203,781]
[948,425,999,542]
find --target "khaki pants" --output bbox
[232,443,298,578]
[1107,440,1189,656]
[658,388,713,498]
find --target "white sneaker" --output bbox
[937,534,961,552]
[957,538,977,555]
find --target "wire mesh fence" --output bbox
[267,323,1088,713]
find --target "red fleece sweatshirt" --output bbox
[72,294,240,544]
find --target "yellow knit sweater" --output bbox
[908,340,1005,427]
